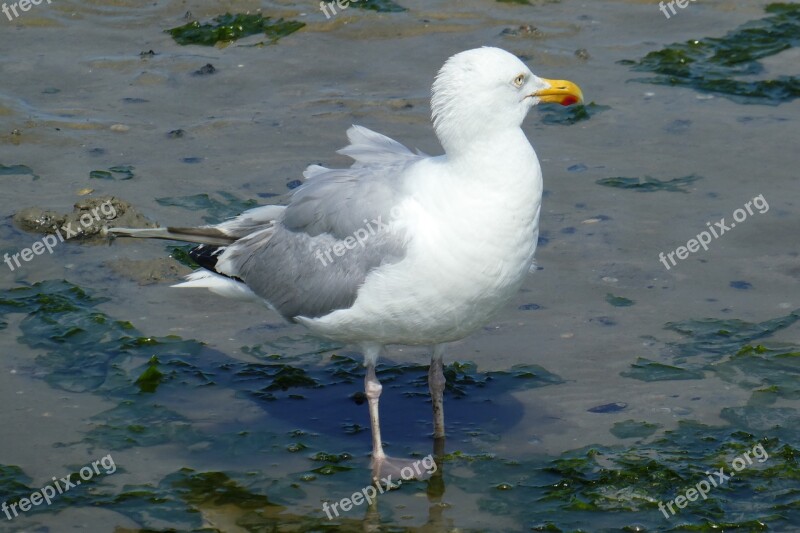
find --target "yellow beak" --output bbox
[533,78,584,106]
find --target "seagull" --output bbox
[108,46,583,480]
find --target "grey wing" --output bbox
[283,125,425,237]
[215,125,426,321]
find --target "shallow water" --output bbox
[1,0,798,531]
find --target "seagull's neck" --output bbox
[443,127,539,182]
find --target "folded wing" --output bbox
[198,126,427,321]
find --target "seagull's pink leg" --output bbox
[364,345,387,467]
[362,343,437,482]
[429,344,446,439]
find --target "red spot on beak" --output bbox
[561,95,579,106]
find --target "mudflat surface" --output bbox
[0,1,798,531]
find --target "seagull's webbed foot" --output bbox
[370,454,437,486]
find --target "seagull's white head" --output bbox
[431,47,583,155]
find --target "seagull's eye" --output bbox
[513,74,525,88]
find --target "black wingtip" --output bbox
[188,245,246,283]
[189,245,222,273]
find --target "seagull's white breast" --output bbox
[302,131,543,345]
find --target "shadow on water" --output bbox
[0,280,565,531]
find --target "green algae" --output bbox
[0,163,39,180]
[538,102,609,125]
[606,293,635,307]
[621,357,705,382]
[156,191,259,224]
[596,175,701,193]
[355,0,407,13]
[90,166,134,180]
[618,306,800,488]
[626,3,800,104]
[167,244,200,268]
[167,13,304,47]
[623,309,800,396]
[666,311,800,359]
[135,355,165,393]
[610,420,661,440]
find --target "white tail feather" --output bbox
[106,226,235,246]
[105,227,172,239]
[172,271,259,302]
